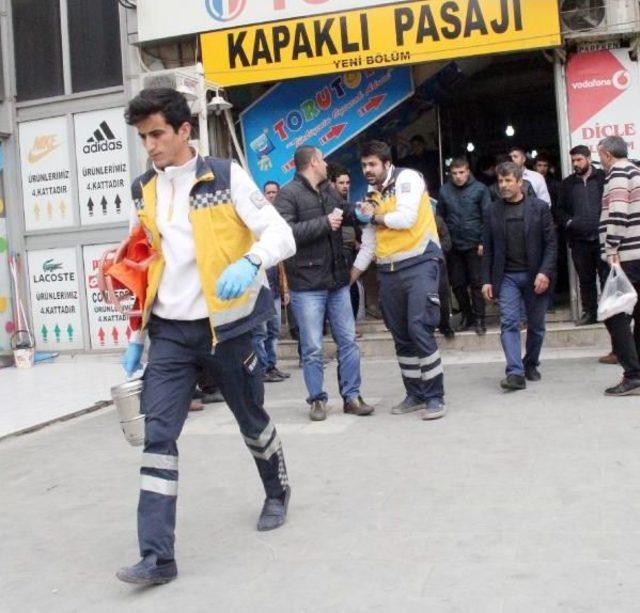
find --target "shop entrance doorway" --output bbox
[325,50,568,308]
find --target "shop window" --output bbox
[12,0,64,101]
[68,0,122,93]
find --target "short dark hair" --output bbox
[263,180,280,191]
[410,135,426,144]
[294,146,318,172]
[329,164,349,182]
[125,88,192,132]
[496,161,523,180]
[534,152,551,164]
[508,146,526,156]
[360,140,392,164]
[570,145,591,158]
[450,157,469,170]
[598,136,628,159]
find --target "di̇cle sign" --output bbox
[201,0,561,87]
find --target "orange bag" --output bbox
[97,226,157,330]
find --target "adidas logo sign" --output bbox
[83,121,123,154]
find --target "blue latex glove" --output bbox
[216,258,258,300]
[355,207,374,224]
[122,342,144,377]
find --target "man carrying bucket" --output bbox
[116,88,296,586]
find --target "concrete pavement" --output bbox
[3,354,640,612]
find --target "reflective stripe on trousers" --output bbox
[137,316,289,561]
[378,259,445,402]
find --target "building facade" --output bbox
[1,0,639,354]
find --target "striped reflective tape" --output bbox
[140,474,178,496]
[141,453,178,471]
[422,365,444,381]
[243,420,275,449]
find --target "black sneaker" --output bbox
[456,316,476,332]
[604,378,640,396]
[524,365,541,381]
[500,374,526,391]
[116,554,177,586]
[576,312,597,326]
[475,321,487,336]
[439,326,455,339]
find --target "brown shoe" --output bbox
[189,399,205,411]
[599,352,619,365]
[343,396,375,416]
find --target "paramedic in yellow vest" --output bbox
[351,140,446,420]
[116,88,296,586]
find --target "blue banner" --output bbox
[240,67,414,189]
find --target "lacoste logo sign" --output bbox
[27,135,59,164]
[83,121,123,154]
[42,259,63,272]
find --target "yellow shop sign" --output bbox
[201,0,561,87]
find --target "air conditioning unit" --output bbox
[140,66,203,101]
[561,0,640,39]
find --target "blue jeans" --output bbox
[290,285,361,404]
[498,272,549,376]
[252,297,281,371]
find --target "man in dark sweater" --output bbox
[438,157,492,334]
[554,145,608,326]
[482,162,557,390]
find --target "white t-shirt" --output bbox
[129,155,295,321]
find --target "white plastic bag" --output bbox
[597,264,638,321]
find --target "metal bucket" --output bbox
[110,379,145,447]
[11,330,35,369]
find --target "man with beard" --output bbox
[554,145,608,327]
[351,140,445,420]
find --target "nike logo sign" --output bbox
[27,137,59,164]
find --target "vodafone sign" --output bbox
[137,0,393,42]
[566,49,640,161]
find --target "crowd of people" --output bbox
[114,88,639,586]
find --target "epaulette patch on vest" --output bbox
[190,188,232,210]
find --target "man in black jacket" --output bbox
[438,157,492,334]
[554,145,608,326]
[482,162,557,391]
[275,146,374,421]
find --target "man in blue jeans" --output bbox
[482,162,557,390]
[275,146,374,421]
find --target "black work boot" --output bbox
[475,319,487,336]
[257,485,291,532]
[525,365,541,381]
[116,554,177,586]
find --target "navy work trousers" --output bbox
[378,259,445,402]
[137,315,288,561]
